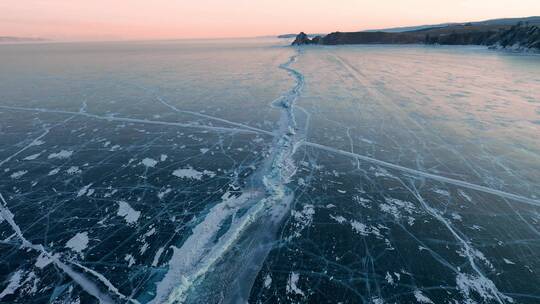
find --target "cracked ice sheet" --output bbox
[0,38,291,303]
[0,39,291,134]
[294,45,540,200]
[249,46,540,303]
[250,145,540,303]
[0,110,273,302]
[1,39,540,304]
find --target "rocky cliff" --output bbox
[292,22,540,52]
[320,31,421,45]
[425,22,540,51]
[291,32,320,45]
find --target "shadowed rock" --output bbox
[291,32,322,45]
[425,22,540,52]
[291,22,540,52]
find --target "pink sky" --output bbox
[1,0,539,40]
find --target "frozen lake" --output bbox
[0,39,539,303]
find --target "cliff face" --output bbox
[425,23,540,51]
[320,31,421,45]
[424,30,500,45]
[291,32,318,45]
[291,22,540,52]
[491,23,540,50]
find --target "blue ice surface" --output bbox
[0,39,539,303]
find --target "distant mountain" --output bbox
[425,22,540,51]
[366,16,540,33]
[365,24,453,33]
[291,17,540,52]
[278,34,299,39]
[279,33,324,39]
[0,36,46,42]
[468,16,540,26]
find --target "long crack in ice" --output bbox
[0,105,261,135]
[151,49,305,304]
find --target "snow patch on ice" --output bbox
[172,167,215,180]
[0,270,23,299]
[286,272,305,296]
[433,189,450,196]
[35,252,53,269]
[351,220,382,238]
[414,290,434,303]
[66,232,89,254]
[374,167,396,178]
[157,188,172,199]
[77,184,93,197]
[330,214,346,224]
[380,198,417,225]
[291,204,315,237]
[503,258,515,265]
[141,158,158,168]
[353,195,372,208]
[451,212,462,221]
[385,272,395,285]
[10,170,27,179]
[31,140,45,146]
[145,227,156,237]
[152,247,165,267]
[67,166,82,175]
[117,201,141,225]
[371,297,384,304]
[456,272,514,303]
[48,150,73,159]
[330,214,382,238]
[23,153,41,160]
[459,190,473,202]
[124,254,136,267]
[264,274,272,289]
[48,168,60,176]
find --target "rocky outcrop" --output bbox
[291,22,540,52]
[491,23,540,51]
[320,31,421,45]
[425,22,540,52]
[291,31,420,45]
[291,32,321,45]
[424,30,499,45]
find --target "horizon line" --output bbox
[2,14,539,44]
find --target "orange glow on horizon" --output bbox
[1,0,539,41]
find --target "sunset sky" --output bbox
[1,0,539,41]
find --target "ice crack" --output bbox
[152,49,305,304]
